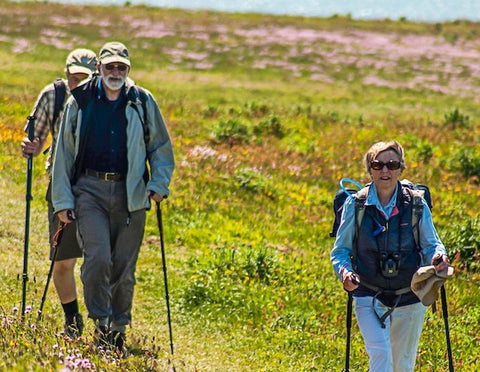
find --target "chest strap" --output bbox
[360,279,413,328]
[360,279,412,297]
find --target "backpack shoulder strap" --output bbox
[52,78,67,133]
[131,85,151,185]
[354,187,369,227]
[410,189,424,250]
[132,85,150,145]
[352,186,369,266]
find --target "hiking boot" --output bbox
[94,325,111,349]
[110,330,127,357]
[64,313,84,339]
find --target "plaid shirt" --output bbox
[24,79,69,174]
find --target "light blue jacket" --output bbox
[52,77,175,213]
[331,182,447,280]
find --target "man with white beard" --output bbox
[52,41,175,356]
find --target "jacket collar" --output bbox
[71,73,139,108]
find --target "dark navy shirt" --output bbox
[83,78,128,174]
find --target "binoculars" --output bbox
[380,252,400,278]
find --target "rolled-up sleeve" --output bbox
[418,199,447,264]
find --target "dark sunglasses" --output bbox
[370,159,402,171]
[104,63,128,72]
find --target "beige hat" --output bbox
[66,48,97,75]
[411,265,454,306]
[99,41,130,67]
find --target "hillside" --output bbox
[0,0,479,370]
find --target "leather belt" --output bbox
[85,168,124,182]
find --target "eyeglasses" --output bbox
[370,159,402,171]
[104,63,128,72]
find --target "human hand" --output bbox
[21,137,42,158]
[57,209,76,224]
[431,253,450,272]
[342,271,360,292]
[147,190,165,203]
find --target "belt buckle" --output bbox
[104,172,115,181]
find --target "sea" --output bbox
[21,0,480,23]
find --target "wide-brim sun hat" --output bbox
[411,265,454,306]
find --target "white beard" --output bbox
[100,69,127,91]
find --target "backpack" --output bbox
[330,178,363,238]
[52,78,67,133]
[42,79,67,156]
[329,178,432,243]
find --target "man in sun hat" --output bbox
[21,48,97,339]
[52,41,175,356]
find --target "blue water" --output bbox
[36,0,480,22]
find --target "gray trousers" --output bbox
[73,174,146,327]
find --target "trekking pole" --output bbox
[38,220,65,321]
[21,115,36,320]
[344,292,353,372]
[155,201,175,369]
[440,285,454,372]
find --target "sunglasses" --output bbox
[370,159,402,171]
[104,63,128,72]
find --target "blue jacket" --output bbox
[331,182,447,306]
[52,75,175,213]
[356,185,420,297]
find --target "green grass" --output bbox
[1,0,479,370]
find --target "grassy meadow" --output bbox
[1,0,480,370]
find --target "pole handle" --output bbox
[27,115,36,141]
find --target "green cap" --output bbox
[66,48,97,75]
[99,41,130,67]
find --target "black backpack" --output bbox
[42,78,67,156]
[329,178,432,239]
[52,78,67,133]
[329,178,363,238]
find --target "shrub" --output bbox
[234,167,277,199]
[180,244,279,320]
[411,140,434,165]
[252,116,285,138]
[212,119,250,145]
[441,215,480,272]
[451,147,480,182]
[443,32,459,45]
[443,107,469,129]
[417,142,433,165]
[202,104,221,118]
[243,101,270,117]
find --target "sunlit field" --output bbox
[0,0,479,370]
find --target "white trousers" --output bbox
[354,296,427,372]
